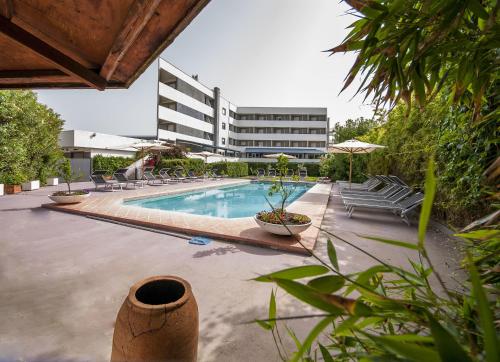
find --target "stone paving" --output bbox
[0,181,463,361]
[42,179,332,255]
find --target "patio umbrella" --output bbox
[328,139,385,188]
[190,151,222,164]
[263,153,297,159]
[127,141,172,177]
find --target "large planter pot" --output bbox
[21,180,40,191]
[5,184,21,194]
[46,177,59,186]
[254,215,312,236]
[48,192,90,204]
[111,276,199,362]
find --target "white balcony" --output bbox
[233,119,327,128]
[158,105,214,134]
[158,129,213,146]
[159,59,214,98]
[234,133,326,141]
[159,83,214,117]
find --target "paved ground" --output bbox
[0,182,464,362]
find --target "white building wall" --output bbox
[217,95,232,149]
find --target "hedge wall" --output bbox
[92,155,134,175]
[246,162,320,177]
[209,161,248,177]
[156,158,205,174]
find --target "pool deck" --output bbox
[42,179,332,255]
[0,182,464,362]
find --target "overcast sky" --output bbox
[37,0,374,135]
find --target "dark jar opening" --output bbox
[135,279,186,305]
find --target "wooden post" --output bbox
[349,152,353,189]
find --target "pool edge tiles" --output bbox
[42,179,332,255]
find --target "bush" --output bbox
[0,90,63,184]
[209,161,248,177]
[156,158,205,175]
[247,162,320,177]
[92,155,134,175]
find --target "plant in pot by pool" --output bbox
[254,155,312,236]
[48,158,89,204]
[1,173,25,194]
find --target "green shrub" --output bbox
[156,158,205,175]
[247,162,320,177]
[209,161,248,177]
[92,155,134,175]
[0,90,63,184]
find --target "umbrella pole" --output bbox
[349,152,352,189]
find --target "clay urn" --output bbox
[111,275,198,362]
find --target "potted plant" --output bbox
[254,155,311,236]
[2,173,25,194]
[21,179,40,191]
[48,159,90,204]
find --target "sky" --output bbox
[37,0,374,136]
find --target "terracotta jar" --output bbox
[111,276,199,362]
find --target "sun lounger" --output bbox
[344,192,424,225]
[113,168,145,188]
[341,187,412,207]
[90,170,124,191]
[173,169,189,182]
[298,168,308,180]
[268,169,277,178]
[257,168,265,178]
[157,168,178,184]
[142,166,162,185]
[187,170,201,181]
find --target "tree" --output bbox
[328,0,499,122]
[321,117,377,182]
[0,90,64,184]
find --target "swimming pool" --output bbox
[124,181,312,218]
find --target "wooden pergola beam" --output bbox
[100,0,162,81]
[0,15,107,90]
[0,0,13,19]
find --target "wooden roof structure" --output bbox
[0,0,210,90]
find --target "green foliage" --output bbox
[255,163,499,361]
[209,161,248,177]
[364,95,498,225]
[248,162,320,177]
[0,90,63,184]
[329,0,499,122]
[92,155,134,175]
[56,158,82,194]
[275,155,289,176]
[156,158,205,175]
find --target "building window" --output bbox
[222,107,226,115]
[221,137,226,145]
[222,122,226,130]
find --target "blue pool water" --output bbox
[124,182,312,218]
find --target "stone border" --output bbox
[43,179,332,255]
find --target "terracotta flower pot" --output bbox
[111,276,199,362]
[5,184,21,194]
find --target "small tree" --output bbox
[268,156,295,211]
[56,158,81,194]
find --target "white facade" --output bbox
[59,130,139,158]
[157,59,328,162]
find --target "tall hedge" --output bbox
[156,158,205,174]
[0,90,64,184]
[92,155,134,175]
[209,161,248,177]
[364,96,498,226]
[247,162,320,177]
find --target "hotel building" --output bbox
[157,59,329,162]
